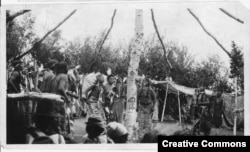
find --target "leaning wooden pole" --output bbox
[178,90,182,126]
[125,9,144,143]
[161,84,169,122]
[187,9,231,58]
[219,8,244,24]
[151,9,172,69]
[233,78,238,135]
[89,9,117,71]
[12,9,77,62]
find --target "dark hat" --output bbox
[86,116,106,128]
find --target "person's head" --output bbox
[96,74,105,84]
[107,75,115,85]
[194,88,199,95]
[85,116,106,138]
[140,130,161,143]
[47,59,58,71]
[143,78,150,87]
[199,87,205,94]
[55,61,68,74]
[214,88,222,97]
[107,122,128,143]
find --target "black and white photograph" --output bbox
[1,0,250,149]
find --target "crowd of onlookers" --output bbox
[7,59,151,144]
[7,59,225,144]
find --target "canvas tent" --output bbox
[151,80,244,130]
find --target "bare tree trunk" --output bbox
[151,9,172,69]
[125,9,144,143]
[219,8,244,24]
[187,9,232,58]
[89,10,117,71]
[11,9,77,62]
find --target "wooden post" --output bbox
[178,90,182,126]
[124,9,143,142]
[161,84,168,122]
[233,78,238,135]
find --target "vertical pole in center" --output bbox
[125,9,144,143]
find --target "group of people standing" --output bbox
[190,87,224,134]
[7,58,160,144]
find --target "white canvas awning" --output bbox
[151,80,214,96]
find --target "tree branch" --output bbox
[151,9,173,69]
[187,8,232,58]
[7,10,31,24]
[89,9,117,71]
[12,9,77,62]
[219,8,244,24]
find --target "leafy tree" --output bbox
[230,41,244,93]
[31,30,64,65]
[7,11,35,61]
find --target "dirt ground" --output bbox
[71,117,244,144]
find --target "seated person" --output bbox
[106,122,128,143]
[82,116,113,144]
[26,114,66,144]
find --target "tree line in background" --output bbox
[7,11,244,94]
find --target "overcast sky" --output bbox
[10,1,250,68]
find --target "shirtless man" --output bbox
[40,59,57,92]
[50,61,70,103]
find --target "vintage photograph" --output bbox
[3,1,249,146]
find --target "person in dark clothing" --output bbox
[211,89,223,128]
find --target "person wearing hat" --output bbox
[85,74,106,120]
[40,59,58,92]
[106,122,128,143]
[82,116,113,144]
